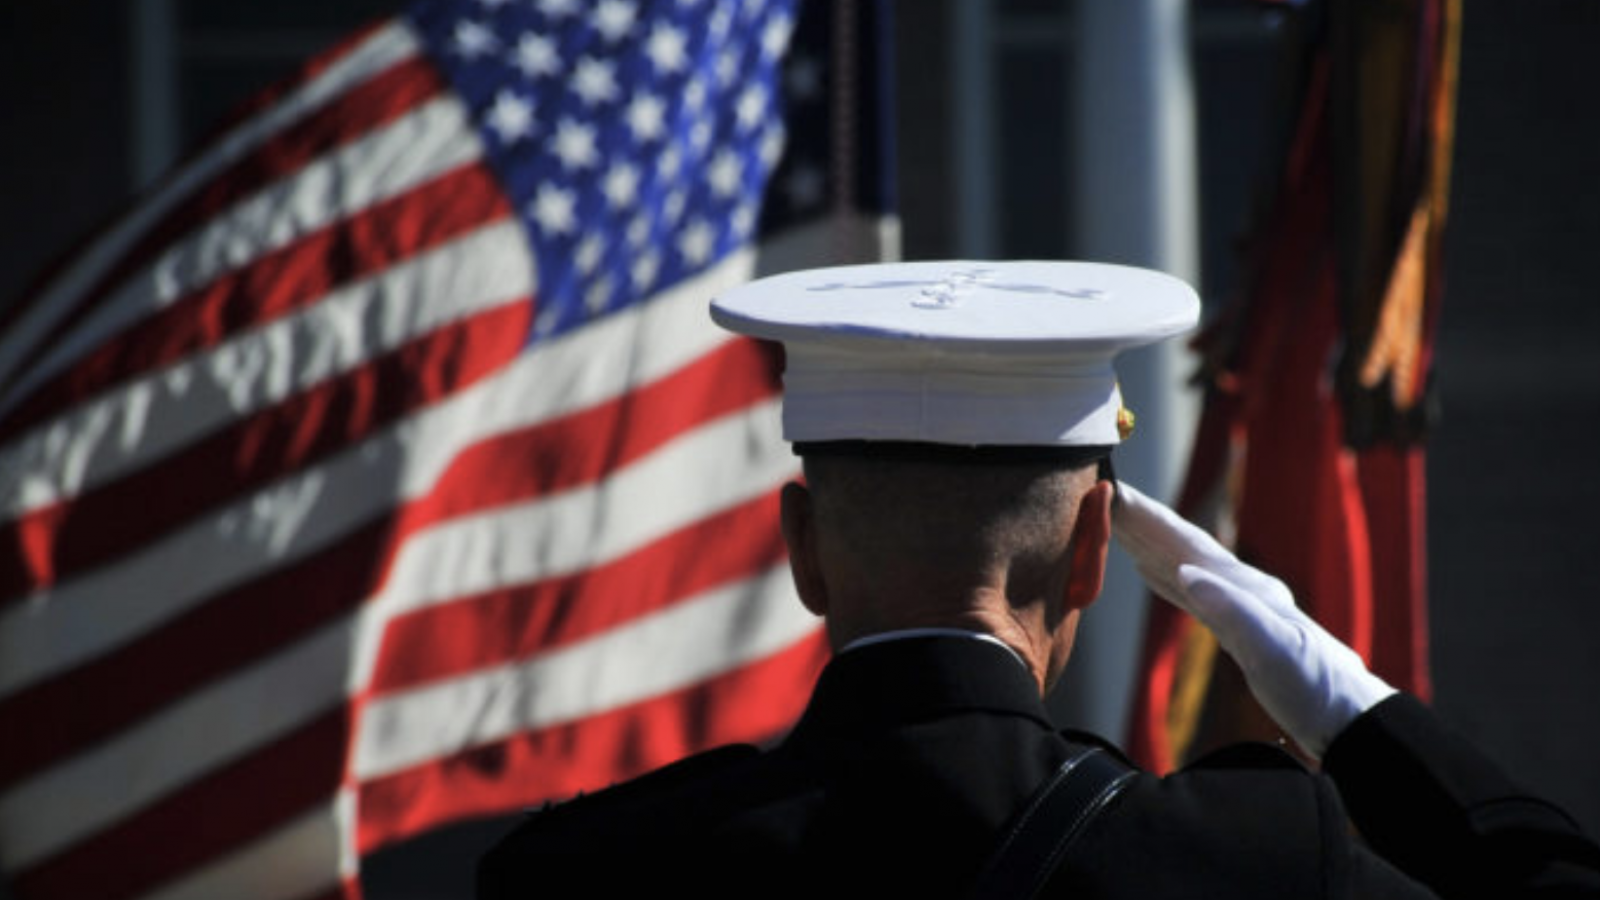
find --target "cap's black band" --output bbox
[1097,454,1119,497]
[793,440,1116,469]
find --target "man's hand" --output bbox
[1112,483,1396,758]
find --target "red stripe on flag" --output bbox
[1358,443,1431,696]
[370,334,781,531]
[1,299,531,600]
[0,517,390,795]
[1126,601,1190,774]
[355,628,829,853]
[370,488,788,694]
[1233,268,1375,655]
[133,55,446,269]
[0,337,777,791]
[0,164,511,442]
[1,56,447,403]
[11,705,354,900]
[0,304,530,792]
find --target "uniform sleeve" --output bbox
[1323,693,1600,899]
[1045,740,1439,900]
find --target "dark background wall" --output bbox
[0,6,136,308]
[1425,0,1600,838]
[1,2,1596,897]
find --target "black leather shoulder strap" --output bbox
[966,745,1137,900]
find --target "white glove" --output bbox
[1112,482,1396,758]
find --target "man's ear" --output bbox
[780,480,829,617]
[1063,479,1114,610]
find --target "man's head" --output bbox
[710,260,1199,692]
[779,446,1115,691]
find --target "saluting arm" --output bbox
[1112,483,1600,899]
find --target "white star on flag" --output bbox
[487,90,536,142]
[574,233,606,274]
[631,249,662,290]
[624,93,668,142]
[678,217,716,265]
[537,0,581,19]
[709,149,744,198]
[552,117,600,169]
[759,123,786,169]
[689,119,714,156]
[452,19,499,57]
[530,183,577,234]
[626,212,652,248]
[572,56,620,106]
[684,76,708,113]
[663,188,688,224]
[602,162,642,208]
[657,144,684,180]
[709,4,733,41]
[514,32,561,78]
[731,201,758,238]
[736,84,769,131]
[715,49,739,87]
[762,13,795,59]
[645,22,689,73]
[592,0,639,42]
[583,274,615,313]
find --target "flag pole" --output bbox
[130,0,179,190]
[1057,0,1200,738]
[951,1,997,260]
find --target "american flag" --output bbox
[0,1,895,898]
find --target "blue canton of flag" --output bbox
[412,0,800,339]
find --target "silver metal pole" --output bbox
[1059,0,1201,741]
[130,0,180,191]
[951,0,997,259]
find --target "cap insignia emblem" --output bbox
[804,267,1110,310]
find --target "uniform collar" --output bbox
[838,627,1032,673]
[785,634,1054,748]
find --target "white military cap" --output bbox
[710,260,1199,448]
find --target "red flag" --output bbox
[1128,0,1457,771]
[0,1,895,898]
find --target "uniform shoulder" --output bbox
[1145,738,1330,812]
[477,743,770,898]
[520,743,763,834]
[1186,739,1309,772]
[1049,739,1355,898]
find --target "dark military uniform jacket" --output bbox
[477,636,1600,899]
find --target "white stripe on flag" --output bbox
[0,21,424,396]
[360,397,789,621]
[348,393,796,680]
[355,563,809,781]
[0,249,758,696]
[2,218,532,518]
[0,93,481,420]
[0,398,790,869]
